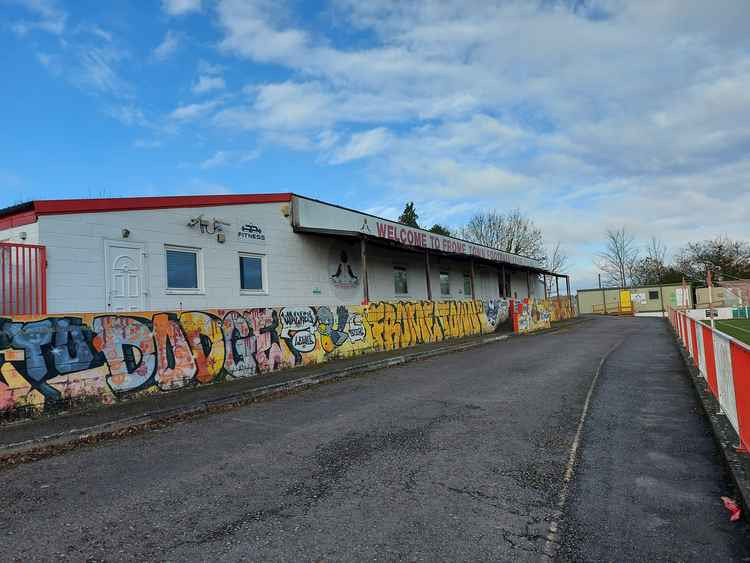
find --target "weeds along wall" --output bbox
[0,297,573,418]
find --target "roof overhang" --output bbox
[291,194,564,275]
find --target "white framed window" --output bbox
[440,272,450,296]
[239,252,268,294]
[394,266,408,295]
[165,245,203,294]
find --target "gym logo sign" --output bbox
[238,222,266,241]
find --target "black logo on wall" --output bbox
[238,223,265,241]
[330,250,359,288]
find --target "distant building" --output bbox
[577,283,691,317]
[695,281,750,308]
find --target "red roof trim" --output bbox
[0,209,38,231]
[34,193,293,215]
[0,193,293,228]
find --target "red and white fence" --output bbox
[669,308,750,451]
[0,242,47,317]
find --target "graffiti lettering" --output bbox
[0,297,572,417]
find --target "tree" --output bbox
[631,237,669,286]
[398,202,420,228]
[596,227,639,287]
[461,208,546,260]
[428,224,452,237]
[544,242,569,295]
[673,236,750,282]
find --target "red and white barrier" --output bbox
[669,308,750,451]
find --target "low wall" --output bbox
[0,297,571,418]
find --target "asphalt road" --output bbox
[1,316,748,561]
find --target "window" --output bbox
[440,272,450,296]
[165,246,201,291]
[240,253,266,293]
[649,290,659,300]
[394,266,408,295]
[463,273,472,296]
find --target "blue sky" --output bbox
[2,0,749,288]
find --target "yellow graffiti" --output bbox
[366,300,487,351]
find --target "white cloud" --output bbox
[73,46,131,96]
[73,24,112,42]
[10,0,67,35]
[192,75,225,94]
[153,30,181,61]
[107,105,150,127]
[329,127,392,164]
[161,0,202,16]
[168,100,220,121]
[199,149,260,169]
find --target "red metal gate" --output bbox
[0,242,46,316]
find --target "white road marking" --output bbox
[540,338,626,561]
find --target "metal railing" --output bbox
[0,242,47,316]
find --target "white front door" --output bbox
[105,241,145,312]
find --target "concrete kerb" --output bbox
[667,320,750,523]
[0,317,589,467]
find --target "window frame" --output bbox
[239,252,268,295]
[164,244,204,294]
[393,265,409,296]
[439,271,451,296]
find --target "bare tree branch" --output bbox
[595,227,639,287]
[461,208,546,260]
[544,242,569,294]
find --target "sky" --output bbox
[1,0,749,289]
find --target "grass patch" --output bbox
[707,319,750,346]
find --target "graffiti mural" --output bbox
[0,298,573,418]
[484,299,512,332]
[544,298,576,322]
[513,298,552,334]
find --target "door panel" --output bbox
[106,242,145,312]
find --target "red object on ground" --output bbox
[721,496,742,522]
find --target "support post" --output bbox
[599,273,607,315]
[501,264,506,297]
[556,275,561,309]
[360,236,369,305]
[424,250,432,301]
[566,276,573,313]
[470,258,476,299]
[543,274,548,300]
